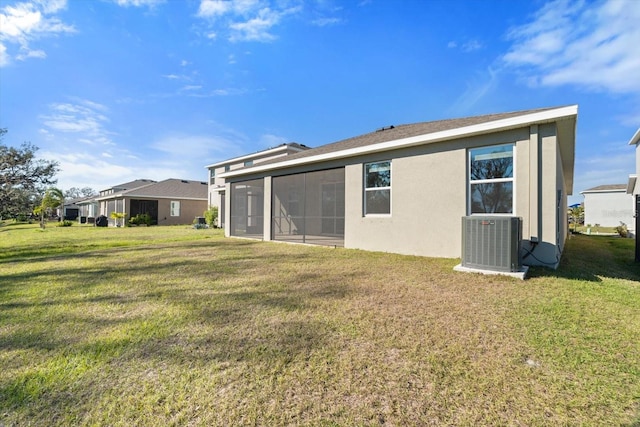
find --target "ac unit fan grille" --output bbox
[462,216,522,272]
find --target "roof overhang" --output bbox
[628,175,638,194]
[580,188,627,195]
[204,144,307,169]
[96,193,206,201]
[219,105,578,184]
[629,128,640,146]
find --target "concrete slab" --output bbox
[453,264,529,280]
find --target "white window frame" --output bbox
[363,160,392,216]
[468,143,515,215]
[170,200,181,217]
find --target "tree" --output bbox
[569,205,584,232]
[0,129,60,220]
[34,187,64,229]
[65,186,97,199]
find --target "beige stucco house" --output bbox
[217,105,577,269]
[205,143,309,228]
[96,178,208,226]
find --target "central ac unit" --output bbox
[461,216,522,272]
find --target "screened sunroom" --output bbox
[272,168,345,246]
[228,168,346,247]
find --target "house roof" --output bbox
[219,105,578,192]
[101,179,157,192]
[204,142,310,169]
[96,179,208,201]
[64,196,96,207]
[628,128,640,146]
[581,184,628,193]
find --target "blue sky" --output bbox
[0,0,638,205]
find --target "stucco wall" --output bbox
[224,123,569,268]
[583,191,634,228]
[157,199,207,226]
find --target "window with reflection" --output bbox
[469,144,514,214]
[364,161,391,215]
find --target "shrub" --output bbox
[615,222,628,238]
[129,213,154,226]
[15,214,28,222]
[57,220,74,227]
[204,206,218,228]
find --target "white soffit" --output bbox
[629,128,640,146]
[221,105,578,178]
[628,175,637,194]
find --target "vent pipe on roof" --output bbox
[376,125,395,132]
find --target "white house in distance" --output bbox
[627,128,639,260]
[580,184,634,228]
[205,143,310,228]
[217,105,578,269]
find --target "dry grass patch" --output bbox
[0,225,639,425]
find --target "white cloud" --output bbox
[503,0,640,94]
[0,43,9,66]
[229,7,281,42]
[311,17,342,27]
[447,39,483,52]
[461,40,482,52]
[0,0,75,66]
[198,0,232,17]
[449,67,500,114]
[113,0,165,7]
[16,47,46,60]
[40,99,114,144]
[196,0,302,43]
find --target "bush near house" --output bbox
[204,206,218,228]
[0,225,638,426]
[128,213,154,226]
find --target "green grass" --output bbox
[1,224,639,425]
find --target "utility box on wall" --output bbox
[462,216,522,272]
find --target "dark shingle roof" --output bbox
[122,179,208,200]
[103,179,157,192]
[252,106,561,168]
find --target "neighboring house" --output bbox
[76,197,99,223]
[628,128,640,260]
[96,178,208,226]
[205,143,310,228]
[581,184,634,228]
[62,196,96,221]
[217,105,578,269]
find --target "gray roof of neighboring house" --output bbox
[64,196,97,207]
[581,184,628,193]
[120,179,208,200]
[205,142,311,169]
[228,105,569,172]
[102,179,157,192]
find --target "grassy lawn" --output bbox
[1,223,639,425]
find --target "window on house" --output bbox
[244,160,253,167]
[469,144,514,214]
[210,169,216,184]
[225,165,231,172]
[364,161,391,215]
[170,201,181,216]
